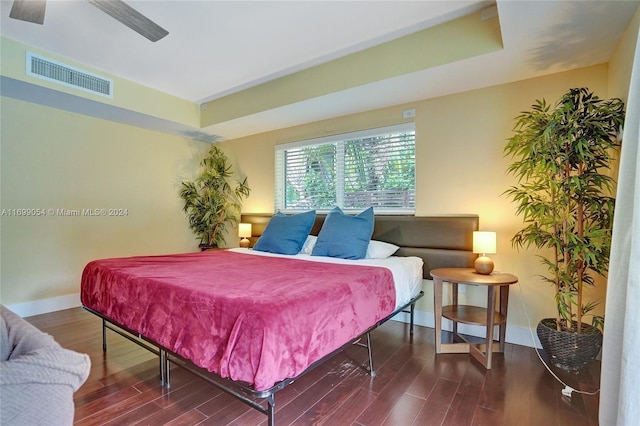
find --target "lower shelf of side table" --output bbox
[442,305,507,326]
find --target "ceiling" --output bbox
[1,0,639,141]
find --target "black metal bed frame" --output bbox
[82,290,424,426]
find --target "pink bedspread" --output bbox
[81,250,396,390]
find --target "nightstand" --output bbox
[431,267,518,369]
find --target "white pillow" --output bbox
[366,240,399,259]
[300,235,317,254]
[299,236,398,259]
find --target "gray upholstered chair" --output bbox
[0,305,91,425]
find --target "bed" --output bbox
[81,213,478,425]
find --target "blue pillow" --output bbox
[253,210,316,255]
[311,207,374,259]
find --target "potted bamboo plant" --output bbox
[504,87,624,370]
[179,145,250,250]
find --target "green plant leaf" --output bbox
[503,87,624,333]
[179,146,251,247]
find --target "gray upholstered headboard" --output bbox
[240,214,479,279]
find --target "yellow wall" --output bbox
[608,7,640,102]
[0,97,207,309]
[217,64,613,340]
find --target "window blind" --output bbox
[275,123,415,213]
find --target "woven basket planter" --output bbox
[536,318,603,371]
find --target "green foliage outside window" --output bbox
[283,131,415,210]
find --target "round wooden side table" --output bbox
[431,267,518,369]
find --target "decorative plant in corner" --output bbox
[503,87,624,370]
[179,145,250,249]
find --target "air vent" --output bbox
[26,52,113,98]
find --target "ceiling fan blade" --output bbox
[88,0,168,42]
[9,0,47,25]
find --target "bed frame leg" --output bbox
[409,302,416,342]
[102,318,107,351]
[266,394,275,426]
[163,351,171,388]
[159,349,166,385]
[366,333,376,377]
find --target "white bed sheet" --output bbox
[228,248,423,309]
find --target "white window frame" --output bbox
[275,123,416,214]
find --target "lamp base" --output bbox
[239,238,250,248]
[474,256,494,275]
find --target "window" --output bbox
[275,123,415,213]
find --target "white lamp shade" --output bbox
[238,223,252,238]
[473,231,496,254]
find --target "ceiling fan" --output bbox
[8,0,169,42]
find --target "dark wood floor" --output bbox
[26,308,600,426]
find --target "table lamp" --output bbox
[238,223,252,248]
[473,231,496,274]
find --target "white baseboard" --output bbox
[6,293,81,318]
[391,309,541,349]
